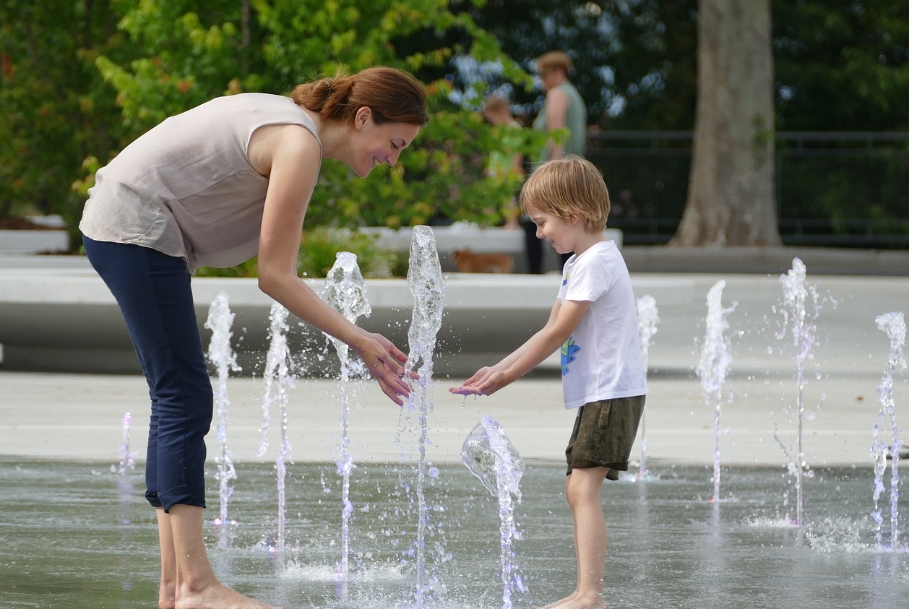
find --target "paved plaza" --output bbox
[2,249,907,470]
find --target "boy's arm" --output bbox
[451,298,590,396]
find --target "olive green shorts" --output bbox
[565,395,646,480]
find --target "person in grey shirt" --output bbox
[523,50,588,273]
[80,66,427,609]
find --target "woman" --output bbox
[80,66,428,609]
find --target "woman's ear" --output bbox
[354,106,372,130]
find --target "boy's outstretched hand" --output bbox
[449,366,511,396]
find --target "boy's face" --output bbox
[526,207,584,255]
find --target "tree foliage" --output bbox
[2,0,908,243]
[466,0,699,130]
[70,0,547,231]
[0,0,126,226]
[773,0,909,131]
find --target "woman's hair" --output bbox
[520,156,610,233]
[291,66,429,127]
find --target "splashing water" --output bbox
[871,311,905,551]
[461,416,527,609]
[323,252,372,584]
[113,411,136,528]
[635,295,660,480]
[205,291,240,546]
[697,281,736,503]
[260,302,294,550]
[775,258,821,527]
[401,226,446,607]
[115,411,136,476]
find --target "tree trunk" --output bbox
[671,0,780,246]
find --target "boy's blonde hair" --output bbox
[520,156,610,233]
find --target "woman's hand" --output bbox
[351,331,412,406]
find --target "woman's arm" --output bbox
[250,124,411,405]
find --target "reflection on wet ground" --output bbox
[1,459,906,608]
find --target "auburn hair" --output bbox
[291,66,429,127]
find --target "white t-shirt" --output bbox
[557,240,648,409]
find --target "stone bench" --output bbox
[360,224,623,273]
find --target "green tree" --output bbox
[0,0,126,232]
[464,0,699,130]
[673,0,780,246]
[80,0,547,230]
[773,0,909,131]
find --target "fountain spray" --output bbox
[402,226,445,607]
[871,310,905,550]
[260,302,293,550]
[205,291,240,546]
[461,416,527,609]
[116,411,136,476]
[635,295,660,480]
[322,252,371,583]
[775,257,820,528]
[697,280,736,503]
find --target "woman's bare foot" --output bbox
[541,592,605,609]
[159,580,176,609]
[176,581,282,609]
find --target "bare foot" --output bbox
[537,592,576,609]
[542,593,605,609]
[159,581,176,609]
[176,581,282,609]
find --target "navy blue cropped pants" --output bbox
[83,236,211,512]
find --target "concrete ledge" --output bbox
[623,245,909,276]
[362,225,623,273]
[0,230,69,254]
[362,225,624,252]
[2,244,907,376]
[0,255,689,376]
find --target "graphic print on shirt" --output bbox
[561,336,581,376]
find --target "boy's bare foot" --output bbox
[176,581,282,609]
[539,593,605,609]
[538,592,576,608]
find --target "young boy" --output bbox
[450,156,647,609]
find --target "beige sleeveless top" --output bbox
[80,93,321,273]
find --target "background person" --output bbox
[482,93,525,229]
[79,66,428,609]
[522,50,588,273]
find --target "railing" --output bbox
[586,131,909,247]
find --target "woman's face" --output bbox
[350,107,421,178]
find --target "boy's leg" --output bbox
[538,467,609,609]
[564,467,609,608]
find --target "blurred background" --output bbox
[1,0,907,262]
